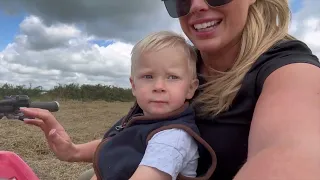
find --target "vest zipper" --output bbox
[93,122,127,180]
[93,109,142,179]
[115,123,125,131]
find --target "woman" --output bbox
[20,0,320,179]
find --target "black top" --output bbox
[194,39,320,179]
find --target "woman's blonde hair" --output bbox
[194,0,295,117]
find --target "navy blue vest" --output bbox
[93,102,216,180]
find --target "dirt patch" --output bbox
[0,100,133,180]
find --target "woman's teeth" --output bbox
[193,20,221,31]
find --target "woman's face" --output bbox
[178,0,256,53]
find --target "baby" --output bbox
[91,31,216,180]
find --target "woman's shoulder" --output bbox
[270,39,315,53]
[249,38,320,94]
[251,38,319,71]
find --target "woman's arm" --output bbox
[234,63,320,180]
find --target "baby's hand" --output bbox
[20,108,78,162]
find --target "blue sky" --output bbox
[290,0,302,13]
[0,1,301,51]
[0,11,24,50]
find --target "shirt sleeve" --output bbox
[256,40,320,94]
[139,128,199,179]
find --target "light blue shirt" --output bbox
[139,128,199,180]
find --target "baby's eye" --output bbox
[168,75,178,79]
[143,75,152,79]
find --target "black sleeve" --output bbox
[255,40,320,95]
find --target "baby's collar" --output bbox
[120,101,190,128]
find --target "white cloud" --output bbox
[290,17,320,58]
[18,15,81,51]
[0,16,134,89]
[0,0,178,43]
[288,0,320,57]
[0,0,319,91]
[299,18,320,57]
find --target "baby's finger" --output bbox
[20,108,50,119]
[20,108,61,128]
[23,119,45,129]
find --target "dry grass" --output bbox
[0,100,133,180]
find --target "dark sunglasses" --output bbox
[162,0,233,18]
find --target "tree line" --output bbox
[0,83,135,102]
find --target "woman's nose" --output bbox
[189,0,210,15]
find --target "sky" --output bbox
[0,0,319,90]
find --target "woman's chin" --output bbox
[193,38,222,53]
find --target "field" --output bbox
[0,100,134,180]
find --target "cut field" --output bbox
[0,100,134,180]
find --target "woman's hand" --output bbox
[20,107,78,162]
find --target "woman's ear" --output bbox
[186,78,199,99]
[130,77,136,97]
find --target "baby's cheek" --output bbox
[136,86,149,93]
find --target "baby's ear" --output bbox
[186,78,199,99]
[129,77,136,97]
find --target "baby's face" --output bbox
[130,46,198,116]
